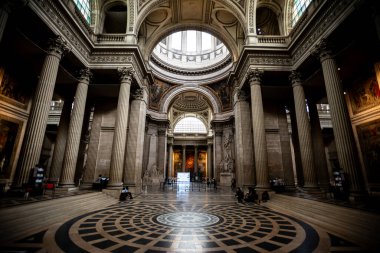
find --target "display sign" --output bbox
[177,172,190,182]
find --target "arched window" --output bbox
[174,117,207,134]
[291,0,313,27]
[73,0,91,24]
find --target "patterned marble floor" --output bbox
[0,188,372,253]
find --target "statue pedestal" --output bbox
[220,173,233,186]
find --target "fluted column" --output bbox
[60,69,92,187]
[108,67,133,188]
[309,101,329,190]
[49,98,72,180]
[213,128,223,180]
[314,39,363,192]
[289,71,318,188]
[207,142,213,179]
[194,145,198,174]
[124,88,147,192]
[157,127,167,178]
[182,145,186,171]
[249,69,270,190]
[234,89,255,187]
[168,141,173,178]
[16,36,70,185]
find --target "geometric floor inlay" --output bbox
[55,201,322,252]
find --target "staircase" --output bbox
[263,193,380,249]
[0,191,118,242]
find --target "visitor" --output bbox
[119,186,133,201]
[262,191,270,202]
[244,187,257,203]
[235,187,244,203]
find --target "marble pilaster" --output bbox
[289,71,318,189]
[233,89,255,188]
[207,142,213,179]
[194,145,198,174]
[60,69,92,187]
[249,69,270,190]
[213,128,223,181]
[314,40,364,192]
[168,141,173,178]
[16,36,70,185]
[108,67,133,188]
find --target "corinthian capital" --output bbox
[47,36,71,57]
[289,71,302,87]
[312,39,333,62]
[78,68,92,83]
[132,88,144,100]
[248,69,264,84]
[117,67,134,82]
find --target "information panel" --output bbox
[177,172,190,182]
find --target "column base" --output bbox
[102,188,122,199]
[348,192,368,202]
[55,186,78,192]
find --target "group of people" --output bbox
[235,187,269,204]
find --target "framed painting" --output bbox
[0,115,23,178]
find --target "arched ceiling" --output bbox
[136,0,247,62]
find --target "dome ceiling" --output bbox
[172,92,209,112]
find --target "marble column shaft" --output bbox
[314,40,363,192]
[168,143,173,178]
[207,143,213,179]
[108,67,133,188]
[60,69,91,186]
[49,98,72,180]
[214,130,222,180]
[124,88,147,191]
[194,146,198,173]
[182,145,186,171]
[309,101,329,189]
[249,69,270,190]
[16,36,69,185]
[290,71,318,188]
[157,128,167,178]
[234,89,255,187]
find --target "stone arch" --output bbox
[161,86,221,114]
[172,114,209,134]
[256,1,284,35]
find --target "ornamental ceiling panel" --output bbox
[179,0,205,21]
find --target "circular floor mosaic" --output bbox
[55,201,325,252]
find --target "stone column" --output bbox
[288,104,304,186]
[194,145,198,174]
[59,69,92,187]
[249,69,270,190]
[213,128,223,180]
[309,101,330,190]
[108,67,133,188]
[49,98,72,180]
[314,39,363,192]
[157,126,167,178]
[182,145,186,171]
[16,36,69,185]
[207,142,213,179]
[168,140,173,178]
[124,88,147,192]
[234,89,255,187]
[289,71,318,189]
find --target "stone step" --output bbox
[264,194,380,249]
[0,192,118,242]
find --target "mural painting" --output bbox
[206,81,232,111]
[349,76,380,114]
[357,119,380,184]
[149,79,176,109]
[0,116,21,178]
[0,66,28,107]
